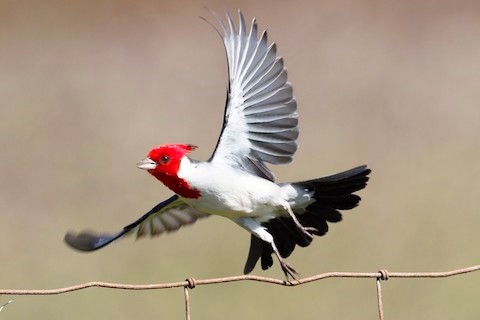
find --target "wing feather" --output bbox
[64,195,209,251]
[209,11,298,180]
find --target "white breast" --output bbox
[177,158,286,219]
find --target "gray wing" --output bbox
[127,195,208,238]
[208,10,298,181]
[64,195,209,251]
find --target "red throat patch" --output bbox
[146,144,201,199]
[151,173,201,199]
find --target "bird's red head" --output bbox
[137,144,200,198]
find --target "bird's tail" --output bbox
[295,165,372,231]
[244,165,371,274]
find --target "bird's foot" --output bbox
[303,226,318,235]
[283,203,318,240]
[297,226,318,240]
[279,258,300,282]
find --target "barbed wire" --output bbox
[1,264,479,319]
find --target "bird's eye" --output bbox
[160,155,170,164]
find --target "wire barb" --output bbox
[375,269,389,320]
[378,269,390,281]
[185,277,197,289]
[184,278,196,320]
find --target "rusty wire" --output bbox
[1,264,479,319]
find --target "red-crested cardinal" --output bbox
[65,10,371,280]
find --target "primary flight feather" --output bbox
[65,10,371,280]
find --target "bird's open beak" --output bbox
[136,157,157,170]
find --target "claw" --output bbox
[304,226,318,233]
[283,202,318,241]
[298,226,318,241]
[269,235,301,282]
[279,259,300,282]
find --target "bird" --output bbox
[64,10,371,280]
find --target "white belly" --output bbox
[179,162,286,220]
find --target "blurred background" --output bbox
[1,0,480,319]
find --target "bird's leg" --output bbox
[281,202,318,240]
[270,239,300,281]
[235,217,300,282]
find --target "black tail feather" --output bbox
[244,165,371,274]
[269,219,298,255]
[260,242,273,270]
[307,204,343,222]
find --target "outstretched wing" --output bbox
[64,195,209,251]
[208,11,298,181]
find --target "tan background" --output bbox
[1,0,480,319]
